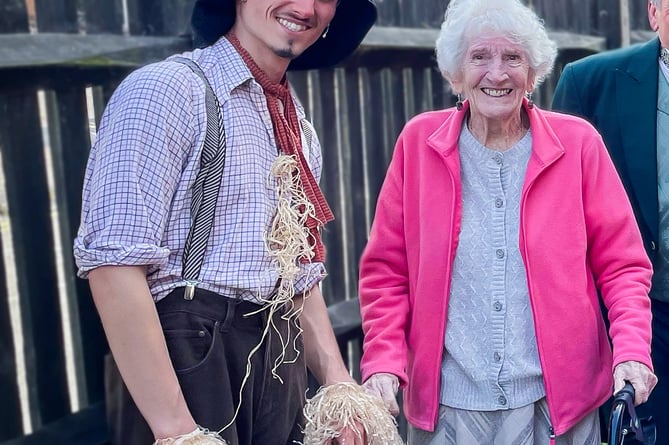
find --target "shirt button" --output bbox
[494,301,503,311]
[496,249,505,259]
[498,395,507,405]
[198,331,206,337]
[651,241,657,251]
[494,352,502,362]
[495,198,504,208]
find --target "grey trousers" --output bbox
[408,399,600,445]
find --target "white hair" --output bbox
[435,0,558,91]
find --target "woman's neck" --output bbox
[467,110,530,151]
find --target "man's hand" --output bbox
[362,373,400,416]
[613,360,658,405]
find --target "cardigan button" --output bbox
[498,395,507,405]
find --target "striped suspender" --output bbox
[172,57,227,300]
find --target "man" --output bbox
[552,0,669,440]
[73,0,376,443]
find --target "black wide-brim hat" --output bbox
[191,0,377,71]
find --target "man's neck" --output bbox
[226,33,289,83]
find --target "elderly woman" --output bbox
[358,0,658,444]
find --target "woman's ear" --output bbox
[525,71,535,94]
[448,77,462,95]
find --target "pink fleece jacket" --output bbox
[359,100,653,436]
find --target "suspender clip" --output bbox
[184,280,199,300]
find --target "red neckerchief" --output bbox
[227,33,334,263]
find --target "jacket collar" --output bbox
[426,97,564,167]
[619,37,661,82]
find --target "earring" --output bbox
[526,92,534,109]
[456,94,463,111]
[322,24,330,38]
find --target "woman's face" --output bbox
[452,35,534,125]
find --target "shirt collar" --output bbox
[195,37,305,117]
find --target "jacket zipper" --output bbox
[520,177,558,435]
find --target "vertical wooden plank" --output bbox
[287,72,309,108]
[0,219,22,440]
[0,0,29,33]
[431,67,450,111]
[414,67,434,113]
[334,67,364,303]
[95,80,123,128]
[0,4,27,436]
[126,0,191,36]
[124,0,144,35]
[405,0,448,28]
[357,65,405,237]
[0,89,69,427]
[398,0,415,27]
[343,67,368,272]
[365,67,395,202]
[136,0,165,35]
[309,68,346,306]
[383,68,406,163]
[46,86,109,406]
[357,68,379,235]
[402,68,416,121]
[81,0,123,34]
[598,0,622,48]
[535,71,556,109]
[425,0,449,28]
[331,68,356,303]
[630,0,650,30]
[375,0,400,27]
[159,0,194,37]
[33,0,78,33]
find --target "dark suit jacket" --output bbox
[553,38,661,266]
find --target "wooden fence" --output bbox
[0,0,652,442]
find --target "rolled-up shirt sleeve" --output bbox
[74,63,198,277]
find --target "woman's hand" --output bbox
[613,360,658,405]
[362,373,400,416]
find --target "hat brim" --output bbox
[191,0,377,71]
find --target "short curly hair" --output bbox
[435,0,557,92]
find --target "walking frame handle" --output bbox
[608,381,656,445]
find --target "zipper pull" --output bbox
[549,426,556,439]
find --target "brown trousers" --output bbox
[105,287,307,445]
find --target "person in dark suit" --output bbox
[552,0,669,441]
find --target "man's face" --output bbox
[233,0,337,73]
[649,0,669,48]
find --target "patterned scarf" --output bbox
[227,33,334,263]
[662,47,669,69]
